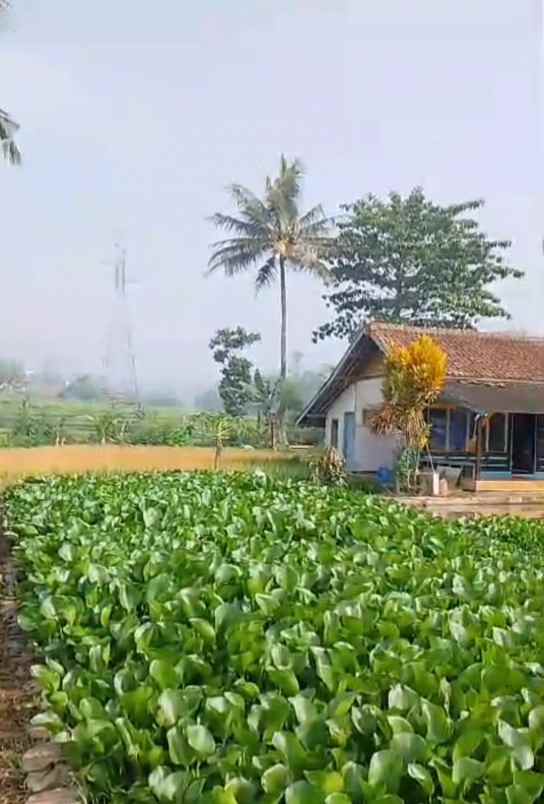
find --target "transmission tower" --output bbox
[102,246,142,411]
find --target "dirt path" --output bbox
[0,528,35,804]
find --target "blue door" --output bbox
[343,412,356,469]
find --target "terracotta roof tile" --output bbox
[368,322,544,383]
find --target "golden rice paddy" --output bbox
[0,445,297,486]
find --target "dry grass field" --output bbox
[0,445,305,486]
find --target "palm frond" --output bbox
[290,252,331,282]
[255,256,277,293]
[297,205,334,238]
[207,237,269,276]
[0,108,20,165]
[298,203,326,228]
[228,184,271,227]
[208,212,268,239]
[266,155,305,228]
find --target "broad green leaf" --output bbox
[421,700,452,743]
[388,684,418,711]
[452,729,484,763]
[390,732,428,762]
[387,715,413,734]
[305,771,344,794]
[157,689,185,728]
[185,724,215,756]
[262,763,290,795]
[285,781,325,804]
[224,777,257,804]
[452,757,485,788]
[268,668,300,696]
[528,706,544,732]
[273,731,308,771]
[368,750,403,793]
[408,762,434,796]
[150,660,179,691]
[167,726,194,766]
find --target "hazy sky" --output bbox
[0,1,541,398]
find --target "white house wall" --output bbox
[326,378,398,472]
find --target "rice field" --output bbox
[0,445,307,485]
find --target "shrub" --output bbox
[311,446,347,486]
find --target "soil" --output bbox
[0,527,36,804]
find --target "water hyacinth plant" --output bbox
[5,472,544,803]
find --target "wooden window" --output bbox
[487,413,507,452]
[330,418,339,449]
[429,409,447,450]
[449,410,468,452]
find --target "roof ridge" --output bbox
[367,321,544,343]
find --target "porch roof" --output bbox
[440,381,544,414]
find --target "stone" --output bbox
[22,743,62,773]
[26,763,69,793]
[28,726,51,741]
[26,789,79,804]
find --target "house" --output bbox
[298,322,544,490]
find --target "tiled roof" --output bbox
[369,322,544,383]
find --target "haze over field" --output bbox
[0,0,541,400]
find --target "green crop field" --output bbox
[5,473,544,803]
[0,396,184,445]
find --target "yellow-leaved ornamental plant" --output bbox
[372,335,448,490]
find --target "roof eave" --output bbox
[297,326,387,426]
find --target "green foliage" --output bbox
[86,410,126,444]
[393,447,420,495]
[7,473,544,802]
[125,416,194,447]
[9,399,58,446]
[315,188,524,342]
[210,328,262,417]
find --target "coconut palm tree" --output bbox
[0,3,20,164]
[208,156,332,389]
[0,108,21,164]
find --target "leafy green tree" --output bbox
[210,327,261,416]
[208,156,332,388]
[314,188,523,342]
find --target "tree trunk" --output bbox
[278,257,288,446]
[279,256,288,380]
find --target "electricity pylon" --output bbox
[102,246,142,412]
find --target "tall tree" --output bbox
[314,188,523,342]
[208,156,332,387]
[209,327,261,416]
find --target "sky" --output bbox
[0,0,542,400]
